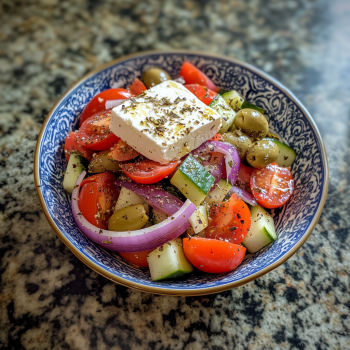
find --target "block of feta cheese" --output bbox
[109,81,222,164]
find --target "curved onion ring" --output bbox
[71,171,196,253]
[115,180,183,215]
[230,186,257,206]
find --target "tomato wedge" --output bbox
[210,133,223,142]
[121,159,179,184]
[79,88,132,126]
[128,78,147,96]
[236,163,254,193]
[183,237,246,273]
[206,193,251,244]
[108,139,139,161]
[180,62,219,93]
[78,172,119,229]
[250,163,294,209]
[64,131,93,162]
[77,110,120,151]
[184,84,217,105]
[118,249,153,267]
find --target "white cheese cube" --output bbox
[109,81,222,164]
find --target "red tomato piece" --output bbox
[236,163,254,193]
[79,88,132,126]
[184,84,217,105]
[64,131,93,162]
[180,62,219,93]
[206,193,251,244]
[78,172,119,229]
[183,237,246,273]
[108,139,140,161]
[250,163,294,209]
[118,249,153,267]
[210,133,223,142]
[128,78,147,96]
[77,110,120,151]
[121,160,179,184]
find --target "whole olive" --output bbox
[142,68,171,88]
[234,108,269,138]
[246,140,279,168]
[222,130,253,160]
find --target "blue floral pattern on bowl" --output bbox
[36,52,327,294]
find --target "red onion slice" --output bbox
[230,186,257,206]
[105,99,128,110]
[116,180,183,215]
[205,141,241,185]
[71,171,196,253]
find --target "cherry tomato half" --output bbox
[184,84,217,105]
[78,172,119,229]
[77,110,120,151]
[180,62,219,93]
[118,249,153,267]
[64,131,93,162]
[121,160,179,184]
[250,163,294,209]
[128,78,147,96]
[206,193,251,244]
[108,139,139,161]
[183,237,246,273]
[79,88,132,126]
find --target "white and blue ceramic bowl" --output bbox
[34,51,328,295]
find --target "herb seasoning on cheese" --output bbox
[109,81,222,164]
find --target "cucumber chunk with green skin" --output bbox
[147,239,194,281]
[209,95,237,133]
[221,90,244,112]
[204,179,232,206]
[63,153,85,194]
[171,155,215,206]
[188,205,208,233]
[241,101,265,114]
[218,88,229,95]
[263,138,297,167]
[242,204,277,253]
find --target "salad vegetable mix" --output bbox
[63,62,296,281]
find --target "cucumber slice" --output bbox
[115,187,146,212]
[171,155,215,206]
[63,153,85,194]
[209,95,237,133]
[147,239,194,281]
[241,101,265,114]
[218,88,229,95]
[221,90,244,111]
[188,205,208,233]
[204,179,232,206]
[242,205,277,253]
[263,138,297,167]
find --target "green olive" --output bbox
[142,68,171,88]
[234,108,269,138]
[108,204,149,231]
[246,140,279,168]
[222,130,253,160]
[88,150,120,173]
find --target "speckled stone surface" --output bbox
[1,0,349,349]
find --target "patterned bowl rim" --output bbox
[34,50,329,296]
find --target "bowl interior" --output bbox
[36,52,327,294]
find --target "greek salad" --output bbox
[63,62,296,282]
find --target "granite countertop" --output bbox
[1,0,349,349]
